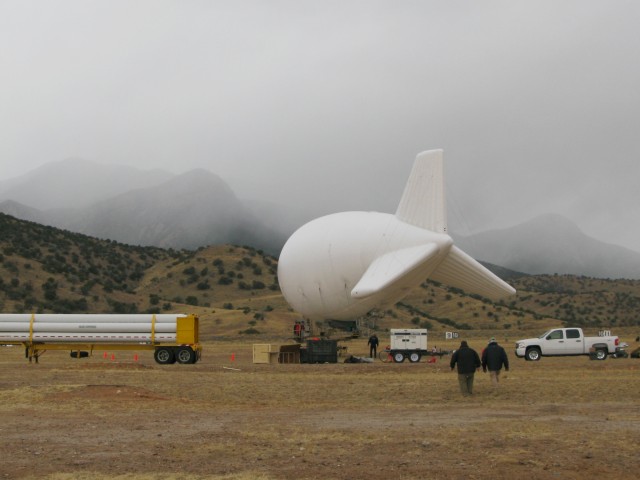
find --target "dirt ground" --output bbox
[0,340,638,480]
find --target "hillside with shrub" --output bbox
[1,213,638,342]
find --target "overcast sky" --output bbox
[1,1,639,251]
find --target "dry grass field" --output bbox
[1,336,639,480]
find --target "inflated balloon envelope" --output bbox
[277,149,516,322]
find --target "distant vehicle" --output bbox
[377,328,448,363]
[385,328,429,363]
[0,313,202,364]
[515,328,619,361]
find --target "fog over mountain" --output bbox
[454,214,640,280]
[3,2,640,255]
[2,159,640,279]
[0,160,285,253]
[0,158,173,210]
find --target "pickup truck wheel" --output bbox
[393,352,405,363]
[154,347,176,365]
[525,348,541,361]
[409,352,421,363]
[595,349,607,360]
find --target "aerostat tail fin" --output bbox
[431,246,516,300]
[395,149,446,233]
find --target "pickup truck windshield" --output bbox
[539,330,552,339]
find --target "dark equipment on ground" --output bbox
[300,338,338,364]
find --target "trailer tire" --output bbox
[393,352,405,363]
[409,352,421,363]
[176,347,196,364]
[70,351,89,359]
[154,347,176,365]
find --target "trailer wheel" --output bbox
[525,347,541,361]
[154,347,176,365]
[176,346,196,364]
[409,352,421,363]
[393,352,405,363]
[70,351,89,359]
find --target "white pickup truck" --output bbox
[515,327,619,361]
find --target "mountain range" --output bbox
[0,159,286,253]
[2,159,639,279]
[454,214,640,280]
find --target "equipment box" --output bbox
[253,344,278,364]
[301,339,338,363]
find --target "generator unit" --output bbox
[388,328,428,363]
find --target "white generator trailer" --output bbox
[388,328,428,363]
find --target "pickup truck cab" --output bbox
[515,327,619,361]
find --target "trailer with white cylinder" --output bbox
[0,313,202,364]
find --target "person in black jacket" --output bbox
[368,334,379,359]
[450,340,481,396]
[482,337,509,387]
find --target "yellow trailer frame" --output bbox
[3,314,202,364]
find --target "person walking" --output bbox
[450,340,481,397]
[368,333,379,359]
[482,337,509,387]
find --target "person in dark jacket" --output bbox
[368,334,379,358]
[450,340,481,396]
[482,337,509,387]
